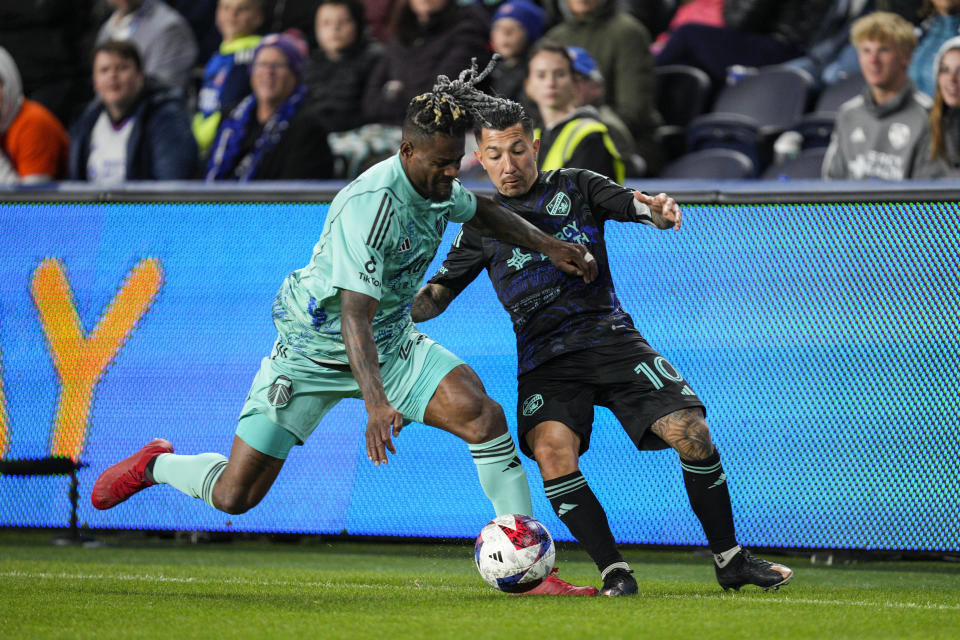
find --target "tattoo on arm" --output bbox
[341,290,388,407]
[466,195,556,253]
[650,408,714,461]
[410,284,456,322]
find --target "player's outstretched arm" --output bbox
[634,191,682,231]
[341,289,404,465]
[411,283,457,322]
[466,194,599,282]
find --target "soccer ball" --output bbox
[474,514,555,593]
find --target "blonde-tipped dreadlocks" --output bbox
[403,55,525,139]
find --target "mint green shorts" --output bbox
[236,331,465,457]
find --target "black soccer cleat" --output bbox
[715,548,793,591]
[599,567,638,597]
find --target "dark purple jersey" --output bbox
[428,168,655,375]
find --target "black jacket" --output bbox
[304,37,383,133]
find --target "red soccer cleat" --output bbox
[90,438,173,510]
[517,567,599,596]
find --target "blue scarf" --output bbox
[205,83,306,181]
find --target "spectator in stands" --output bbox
[909,0,960,97]
[193,0,264,156]
[655,0,834,91]
[95,0,199,97]
[566,45,642,175]
[0,47,70,184]
[362,0,399,43]
[525,42,624,182]
[543,0,663,175]
[917,35,960,175]
[822,12,932,180]
[650,0,724,56]
[205,32,333,181]
[362,0,490,126]
[68,40,197,183]
[488,0,545,105]
[304,0,383,133]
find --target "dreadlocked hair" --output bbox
[403,55,522,141]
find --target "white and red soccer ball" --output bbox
[475,514,556,593]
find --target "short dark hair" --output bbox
[525,40,574,77]
[316,0,365,32]
[472,100,534,142]
[92,40,143,72]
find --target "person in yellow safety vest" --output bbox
[525,41,625,183]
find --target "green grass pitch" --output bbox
[3,530,959,639]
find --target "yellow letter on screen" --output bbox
[31,258,163,460]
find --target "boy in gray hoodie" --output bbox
[822,11,932,180]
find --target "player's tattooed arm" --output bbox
[467,194,599,282]
[410,283,457,322]
[650,408,714,460]
[341,289,403,465]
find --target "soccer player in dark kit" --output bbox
[411,99,793,596]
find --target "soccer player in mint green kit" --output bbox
[91,63,599,595]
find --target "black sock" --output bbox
[544,471,623,573]
[680,449,738,554]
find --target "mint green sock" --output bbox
[152,452,228,510]
[468,432,533,517]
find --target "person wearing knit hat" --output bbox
[566,45,602,82]
[205,30,332,180]
[254,31,309,79]
[493,0,545,44]
[489,0,545,104]
[916,35,960,177]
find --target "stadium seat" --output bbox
[659,148,755,179]
[654,65,712,162]
[686,65,815,175]
[762,147,829,180]
[794,72,866,148]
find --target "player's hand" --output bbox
[365,402,404,465]
[548,241,598,283]
[635,191,682,231]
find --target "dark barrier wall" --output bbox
[1,192,958,551]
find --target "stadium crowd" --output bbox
[2,0,960,185]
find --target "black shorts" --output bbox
[515,340,706,459]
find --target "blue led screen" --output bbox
[0,200,957,551]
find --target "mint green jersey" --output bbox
[272,153,477,362]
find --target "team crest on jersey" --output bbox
[888,122,910,150]
[268,376,293,406]
[506,248,533,270]
[546,192,571,217]
[522,393,544,416]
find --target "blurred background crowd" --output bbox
[1,0,959,185]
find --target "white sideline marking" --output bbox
[0,570,458,591]
[4,572,959,610]
[657,592,960,611]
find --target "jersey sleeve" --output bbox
[328,191,394,300]
[448,180,478,222]
[567,168,653,225]
[427,225,488,296]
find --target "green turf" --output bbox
[2,530,959,640]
